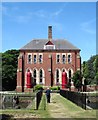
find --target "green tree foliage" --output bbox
[96,72,98,85]
[2,49,19,90]
[72,70,82,90]
[83,61,89,80]
[93,55,98,85]
[82,55,98,85]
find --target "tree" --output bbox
[83,62,89,81]
[2,49,19,90]
[93,55,98,85]
[95,72,98,85]
[72,70,82,91]
[93,55,98,72]
[82,55,97,85]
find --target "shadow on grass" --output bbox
[0,114,13,120]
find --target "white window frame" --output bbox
[67,53,72,64]
[62,53,66,64]
[39,69,43,84]
[55,69,61,85]
[27,53,32,64]
[39,68,45,84]
[56,53,60,64]
[39,53,43,64]
[44,45,55,49]
[33,53,37,64]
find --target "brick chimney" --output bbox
[48,26,52,41]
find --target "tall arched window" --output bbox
[33,69,36,85]
[56,69,59,83]
[39,69,43,83]
[69,69,71,82]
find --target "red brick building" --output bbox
[16,26,81,92]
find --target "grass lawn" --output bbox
[59,94,97,118]
[46,93,97,119]
[0,93,50,119]
[0,93,98,120]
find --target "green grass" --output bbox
[55,94,97,118]
[0,93,51,119]
[35,93,51,118]
[0,93,97,119]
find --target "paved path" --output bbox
[47,93,71,118]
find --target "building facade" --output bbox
[16,26,81,92]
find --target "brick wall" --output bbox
[16,50,81,92]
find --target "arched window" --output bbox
[33,69,36,85]
[39,69,43,83]
[69,70,71,78]
[68,55,71,63]
[34,55,37,64]
[39,55,43,63]
[69,69,71,82]
[56,69,59,83]
[56,54,60,63]
[27,54,32,64]
[62,55,66,64]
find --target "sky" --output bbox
[2,2,96,62]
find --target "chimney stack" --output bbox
[48,26,52,41]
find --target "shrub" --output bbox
[50,86,60,90]
[34,84,43,91]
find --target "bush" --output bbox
[50,86,60,90]
[34,84,43,91]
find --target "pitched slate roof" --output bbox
[20,39,80,50]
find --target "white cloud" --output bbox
[52,8,63,16]
[80,18,96,34]
[34,10,46,18]
[2,4,46,23]
[52,3,68,17]
[2,3,67,24]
